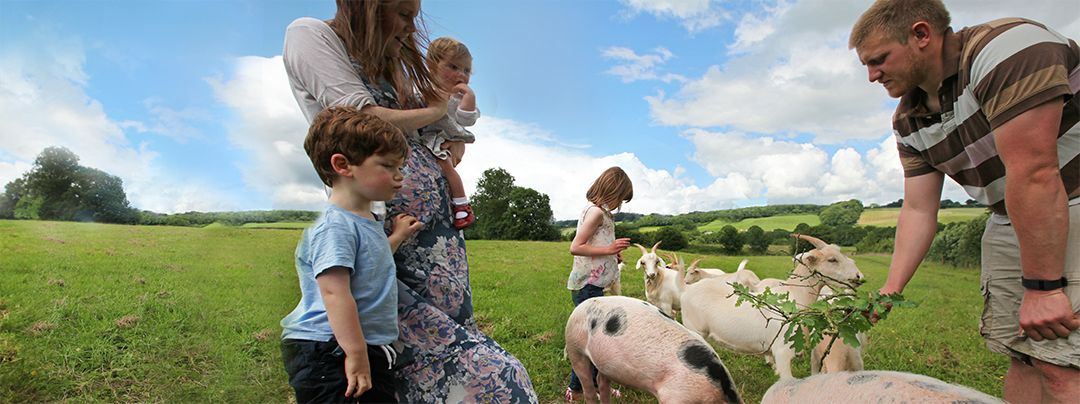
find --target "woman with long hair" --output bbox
[283,1,537,402]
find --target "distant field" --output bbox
[858,207,987,227]
[699,214,821,232]
[239,222,311,229]
[1,219,1004,403]
[634,208,987,234]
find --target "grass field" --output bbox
[0,220,1005,403]
[635,208,987,234]
[858,207,987,227]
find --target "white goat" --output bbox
[680,234,865,380]
[762,371,1003,404]
[810,285,867,375]
[565,296,743,404]
[634,242,683,317]
[684,258,761,288]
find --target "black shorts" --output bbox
[281,339,398,404]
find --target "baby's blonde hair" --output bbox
[426,37,472,68]
[586,167,634,214]
[849,0,951,49]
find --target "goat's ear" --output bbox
[635,258,643,270]
[802,251,820,266]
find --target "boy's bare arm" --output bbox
[317,267,372,397]
[388,214,423,252]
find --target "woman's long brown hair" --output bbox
[328,0,439,107]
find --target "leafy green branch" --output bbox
[728,282,916,368]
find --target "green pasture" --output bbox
[0,220,1004,403]
[239,222,312,229]
[698,214,822,232]
[858,207,987,227]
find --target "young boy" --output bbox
[280,107,422,403]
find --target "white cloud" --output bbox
[460,116,758,219]
[0,161,32,190]
[602,46,687,83]
[140,97,213,143]
[618,0,729,33]
[203,62,967,219]
[206,55,322,211]
[0,27,236,214]
[642,0,1080,146]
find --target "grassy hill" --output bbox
[0,220,1003,403]
[858,207,987,227]
[636,207,987,233]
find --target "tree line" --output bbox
[2,147,987,267]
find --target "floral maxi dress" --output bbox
[365,84,537,402]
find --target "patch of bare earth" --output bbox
[27,321,57,336]
[253,329,273,342]
[115,315,140,328]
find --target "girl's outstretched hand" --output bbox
[609,237,631,255]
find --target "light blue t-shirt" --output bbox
[280,204,398,345]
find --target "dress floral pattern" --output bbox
[358,72,537,403]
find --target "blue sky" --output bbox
[2,0,1078,220]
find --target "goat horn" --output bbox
[689,258,702,270]
[651,241,662,253]
[635,243,648,255]
[793,233,828,249]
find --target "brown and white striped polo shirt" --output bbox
[892,18,1080,215]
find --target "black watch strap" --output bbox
[1021,277,1068,291]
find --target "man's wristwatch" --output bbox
[1021,277,1068,291]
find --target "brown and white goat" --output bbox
[565,295,742,404]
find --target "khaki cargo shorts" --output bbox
[979,202,1080,368]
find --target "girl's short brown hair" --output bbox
[304,106,409,186]
[586,167,634,214]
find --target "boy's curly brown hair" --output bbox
[304,106,408,187]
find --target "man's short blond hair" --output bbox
[849,0,951,49]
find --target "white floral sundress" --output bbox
[567,205,619,290]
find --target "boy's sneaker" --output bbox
[452,204,475,230]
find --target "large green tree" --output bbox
[0,146,137,223]
[744,225,769,254]
[718,225,743,254]
[466,167,560,241]
[818,199,864,226]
